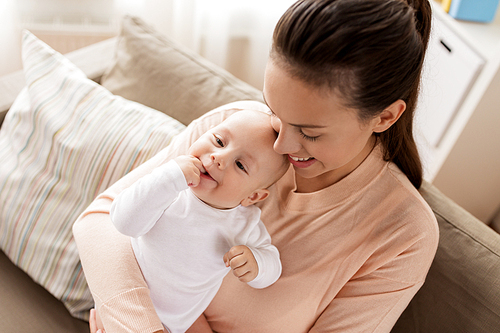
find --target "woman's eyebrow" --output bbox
[262,93,326,129]
[291,123,326,129]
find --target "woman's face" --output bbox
[263,60,380,192]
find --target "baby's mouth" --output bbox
[200,168,216,182]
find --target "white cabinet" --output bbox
[416,12,484,177]
[418,1,500,223]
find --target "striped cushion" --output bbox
[0,31,185,319]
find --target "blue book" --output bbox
[449,0,500,22]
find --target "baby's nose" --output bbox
[211,153,226,169]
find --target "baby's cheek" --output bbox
[271,115,281,133]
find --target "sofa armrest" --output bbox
[0,37,116,128]
[392,181,500,333]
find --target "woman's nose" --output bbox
[272,120,301,155]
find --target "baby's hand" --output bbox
[174,155,205,187]
[223,245,258,283]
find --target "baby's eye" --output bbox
[214,135,224,147]
[236,161,246,172]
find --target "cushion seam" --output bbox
[432,209,500,257]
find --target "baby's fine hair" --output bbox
[241,111,289,189]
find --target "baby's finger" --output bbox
[187,173,201,187]
[232,262,250,277]
[223,252,230,267]
[224,251,245,270]
[236,272,254,283]
[225,246,245,261]
[229,254,247,270]
[189,156,205,174]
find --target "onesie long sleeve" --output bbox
[110,160,188,237]
[109,159,281,333]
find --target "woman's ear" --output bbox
[240,189,270,207]
[373,99,406,133]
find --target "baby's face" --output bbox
[188,110,288,209]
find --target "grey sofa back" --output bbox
[392,181,500,333]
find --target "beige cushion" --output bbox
[391,181,500,333]
[100,16,263,126]
[0,31,185,319]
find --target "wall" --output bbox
[0,0,293,90]
[432,54,500,223]
[0,1,22,76]
[0,0,175,77]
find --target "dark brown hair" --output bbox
[271,0,432,188]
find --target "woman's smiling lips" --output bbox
[288,155,316,168]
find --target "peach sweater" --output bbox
[73,102,439,333]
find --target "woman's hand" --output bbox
[89,308,106,333]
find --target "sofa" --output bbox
[0,16,499,333]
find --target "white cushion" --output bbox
[0,31,185,319]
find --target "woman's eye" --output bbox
[236,161,246,172]
[215,136,224,147]
[299,130,320,142]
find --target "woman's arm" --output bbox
[73,137,189,333]
[186,314,213,333]
[73,104,248,332]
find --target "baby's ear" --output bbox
[240,189,270,207]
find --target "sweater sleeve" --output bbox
[244,219,282,289]
[72,103,256,333]
[110,160,188,237]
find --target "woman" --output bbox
[74,0,439,332]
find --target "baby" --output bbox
[110,110,289,333]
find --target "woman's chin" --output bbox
[292,162,324,179]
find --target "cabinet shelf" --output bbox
[421,1,500,223]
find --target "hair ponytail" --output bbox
[408,0,432,50]
[272,0,432,188]
[378,0,432,189]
